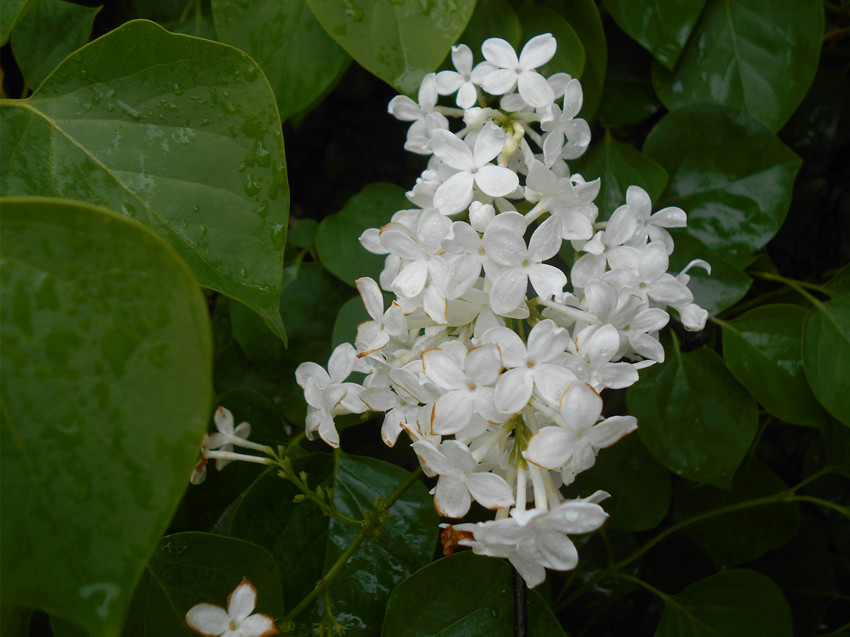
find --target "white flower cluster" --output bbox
[295,34,709,588]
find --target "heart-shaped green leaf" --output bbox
[211,0,350,122]
[304,0,476,94]
[803,297,850,427]
[0,197,212,636]
[603,0,706,69]
[651,0,823,132]
[720,304,829,426]
[655,570,792,637]
[644,105,801,264]
[383,551,567,636]
[121,532,284,636]
[0,20,289,340]
[628,340,757,488]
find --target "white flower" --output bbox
[388,73,448,155]
[207,407,252,470]
[435,44,485,109]
[186,578,278,637]
[478,34,557,107]
[540,79,591,163]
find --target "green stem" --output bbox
[280,467,423,625]
[611,572,671,604]
[749,271,832,300]
[716,286,792,319]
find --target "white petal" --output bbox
[494,367,533,413]
[536,529,578,571]
[588,415,637,449]
[423,348,466,390]
[356,277,384,320]
[393,260,429,298]
[528,264,567,299]
[481,326,527,367]
[482,37,519,68]
[473,124,507,165]
[490,268,529,315]
[411,439,454,475]
[475,165,519,198]
[227,579,258,621]
[517,71,555,108]
[478,68,518,95]
[434,171,475,215]
[430,128,474,170]
[651,206,687,228]
[214,406,235,435]
[186,603,229,634]
[560,382,602,429]
[528,216,563,261]
[525,426,573,470]
[387,95,421,121]
[465,472,515,509]
[519,33,557,69]
[435,475,472,518]
[240,613,279,637]
[465,343,502,386]
[432,390,474,435]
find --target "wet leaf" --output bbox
[803,297,850,427]
[651,0,823,132]
[304,0,477,95]
[10,0,100,91]
[0,20,289,339]
[720,304,829,426]
[644,105,801,264]
[0,197,212,636]
[628,340,757,488]
[212,0,350,122]
[383,551,567,636]
[597,23,661,127]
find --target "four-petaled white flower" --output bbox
[478,34,557,107]
[186,578,278,637]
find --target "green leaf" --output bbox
[628,341,757,488]
[516,1,585,80]
[668,230,751,315]
[603,0,706,70]
[803,297,850,427]
[0,0,37,45]
[10,0,100,91]
[644,105,801,264]
[573,129,668,220]
[121,532,284,637]
[289,218,319,249]
[825,264,850,298]
[0,20,289,340]
[332,295,370,348]
[316,182,409,287]
[304,0,476,94]
[651,0,824,132]
[383,551,567,636]
[565,434,671,531]
[0,197,212,636]
[720,304,829,426]
[228,453,438,636]
[1,605,32,637]
[458,0,522,55]
[536,0,606,120]
[212,0,350,122]
[597,24,661,127]
[655,570,792,637]
[676,460,800,567]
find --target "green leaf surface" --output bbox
[668,230,751,315]
[603,0,706,70]
[655,569,792,637]
[289,218,319,249]
[516,1,585,80]
[383,551,567,636]
[676,460,800,567]
[565,434,671,531]
[228,453,438,636]
[628,341,757,488]
[573,129,668,220]
[121,532,284,636]
[304,0,476,95]
[10,0,100,91]
[803,297,850,427]
[825,264,850,298]
[651,0,823,132]
[212,0,350,122]
[720,304,829,426]
[316,182,409,287]
[644,105,801,263]
[458,0,522,55]
[597,24,661,127]
[1,605,32,637]
[0,0,37,45]
[332,295,370,348]
[0,20,289,339]
[537,0,606,120]
[0,197,212,636]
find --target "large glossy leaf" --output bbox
[644,105,801,264]
[0,0,37,45]
[457,0,522,55]
[652,0,823,132]
[10,0,100,91]
[721,304,829,426]
[212,0,350,122]
[676,460,800,567]
[304,0,476,95]
[668,230,751,315]
[655,570,792,637]
[383,551,567,636]
[516,1,585,80]
[597,24,661,127]
[573,129,668,220]
[537,0,606,120]
[316,182,409,287]
[565,434,671,531]
[122,533,284,636]
[0,20,289,339]
[803,297,850,427]
[604,0,705,70]
[628,341,757,488]
[227,452,438,636]
[0,198,212,636]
